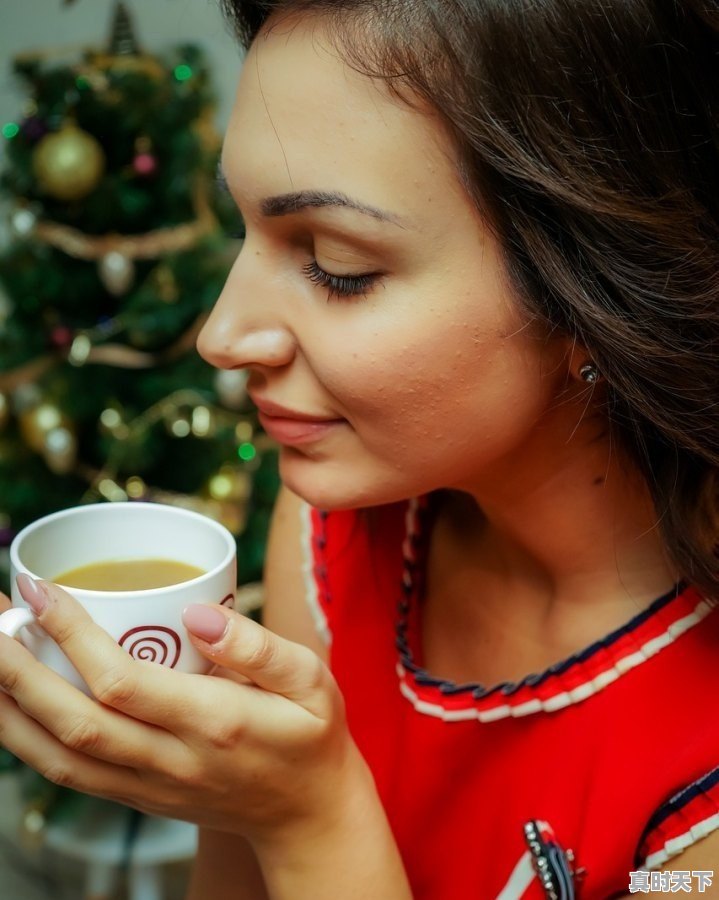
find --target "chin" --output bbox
[279,455,415,512]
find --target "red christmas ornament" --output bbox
[133,152,158,177]
[50,325,74,349]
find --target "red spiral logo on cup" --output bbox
[118,626,182,668]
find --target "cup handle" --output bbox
[0,608,36,640]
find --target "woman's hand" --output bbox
[0,579,367,850]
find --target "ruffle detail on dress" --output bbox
[301,503,332,646]
[395,495,718,722]
[634,766,719,870]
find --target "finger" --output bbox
[0,689,147,807]
[182,604,336,716]
[0,592,10,613]
[14,574,205,727]
[0,631,182,768]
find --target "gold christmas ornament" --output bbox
[33,123,106,201]
[19,403,69,454]
[99,250,135,295]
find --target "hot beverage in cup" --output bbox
[0,502,237,693]
[55,558,206,591]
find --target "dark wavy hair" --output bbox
[220,0,719,599]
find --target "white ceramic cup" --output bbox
[0,502,237,693]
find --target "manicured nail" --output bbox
[16,574,48,615]
[182,605,228,643]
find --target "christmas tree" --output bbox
[0,2,279,595]
[0,1,280,823]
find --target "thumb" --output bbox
[182,604,332,712]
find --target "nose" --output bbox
[197,254,298,372]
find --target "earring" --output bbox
[578,362,601,384]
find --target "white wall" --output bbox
[0,0,243,139]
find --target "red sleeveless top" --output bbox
[300,493,719,899]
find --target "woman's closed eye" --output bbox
[302,259,382,301]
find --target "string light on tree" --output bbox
[99,407,130,441]
[125,476,146,499]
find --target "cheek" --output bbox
[319,318,556,466]
[318,323,498,428]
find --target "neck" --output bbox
[444,407,678,620]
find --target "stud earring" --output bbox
[578,362,601,384]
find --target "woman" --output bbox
[1,1,718,896]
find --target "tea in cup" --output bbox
[0,502,237,692]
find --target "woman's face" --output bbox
[198,14,570,510]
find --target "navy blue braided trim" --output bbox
[396,496,688,700]
[633,764,719,867]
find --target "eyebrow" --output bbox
[216,165,408,229]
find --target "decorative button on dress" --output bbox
[300,493,719,899]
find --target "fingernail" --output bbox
[16,574,48,615]
[182,605,228,643]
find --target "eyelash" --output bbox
[302,260,379,301]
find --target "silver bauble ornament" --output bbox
[99,251,135,295]
[10,208,38,238]
[214,368,248,410]
[43,426,78,475]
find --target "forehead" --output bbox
[222,15,471,221]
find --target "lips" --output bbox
[250,394,345,446]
